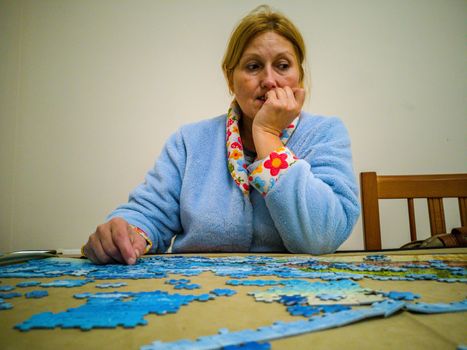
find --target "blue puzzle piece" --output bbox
[73,291,132,300]
[25,290,49,299]
[222,341,271,349]
[405,299,467,314]
[405,274,438,281]
[287,305,320,317]
[174,283,201,290]
[384,291,420,301]
[40,279,94,288]
[0,285,15,291]
[195,294,215,302]
[210,289,237,297]
[0,301,13,310]
[278,295,307,306]
[371,300,406,317]
[165,279,191,285]
[226,280,280,286]
[164,278,200,290]
[319,304,352,314]
[364,255,390,262]
[316,293,346,301]
[95,282,127,289]
[0,292,21,299]
[16,281,41,288]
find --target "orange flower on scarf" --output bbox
[229,149,242,160]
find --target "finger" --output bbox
[88,234,118,264]
[293,87,306,107]
[275,87,288,102]
[131,232,148,259]
[83,245,97,263]
[96,224,125,263]
[265,89,278,101]
[82,243,96,262]
[284,86,295,101]
[110,219,137,265]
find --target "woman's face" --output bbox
[232,31,301,121]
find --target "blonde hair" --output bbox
[222,5,308,94]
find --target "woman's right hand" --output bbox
[82,217,147,265]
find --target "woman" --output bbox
[82,5,360,265]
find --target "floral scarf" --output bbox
[226,101,299,196]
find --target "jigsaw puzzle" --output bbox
[0,253,465,349]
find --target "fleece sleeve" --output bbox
[106,130,186,253]
[262,117,360,254]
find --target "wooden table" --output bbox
[1,248,466,350]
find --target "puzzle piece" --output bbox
[174,284,201,290]
[16,281,41,288]
[0,285,15,291]
[0,292,21,299]
[278,295,307,306]
[226,280,280,286]
[0,301,13,310]
[316,293,346,301]
[95,282,127,289]
[384,291,420,301]
[222,341,271,350]
[165,278,200,290]
[364,255,391,262]
[165,279,191,285]
[25,290,49,299]
[40,279,94,288]
[318,304,352,314]
[405,299,467,314]
[195,294,215,302]
[286,305,320,317]
[210,289,237,297]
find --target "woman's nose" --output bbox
[260,66,277,89]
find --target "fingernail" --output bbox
[135,249,140,258]
[128,257,136,265]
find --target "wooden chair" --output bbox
[360,172,467,250]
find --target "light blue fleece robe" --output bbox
[107,112,360,254]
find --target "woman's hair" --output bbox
[222,5,307,94]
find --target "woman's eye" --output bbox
[246,63,260,71]
[277,62,290,70]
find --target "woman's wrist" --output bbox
[129,225,153,254]
[252,126,284,159]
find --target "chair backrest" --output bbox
[360,172,467,250]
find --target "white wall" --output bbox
[1,0,466,253]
